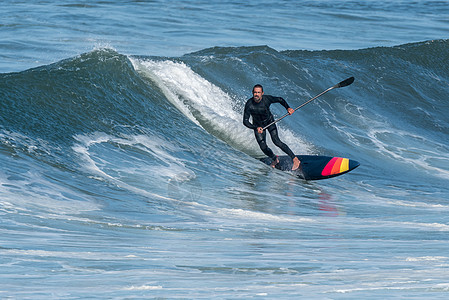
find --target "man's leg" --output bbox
[267,125,301,170]
[254,129,278,166]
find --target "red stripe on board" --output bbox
[321,157,338,176]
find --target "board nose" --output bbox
[350,160,360,170]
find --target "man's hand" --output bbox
[287,108,295,115]
[257,127,263,134]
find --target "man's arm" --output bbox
[243,102,257,129]
[272,96,290,110]
[270,96,295,115]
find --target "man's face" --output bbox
[253,87,264,102]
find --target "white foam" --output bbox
[130,57,312,156]
[322,98,449,180]
[352,217,449,232]
[405,256,448,262]
[367,127,449,179]
[72,132,312,223]
[0,162,100,218]
[386,199,449,210]
[205,207,315,224]
[124,285,163,291]
[2,248,136,261]
[0,129,55,156]
[73,132,190,179]
[72,132,190,201]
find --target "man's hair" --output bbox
[252,84,263,93]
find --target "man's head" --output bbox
[252,84,264,102]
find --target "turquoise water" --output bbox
[1,1,449,298]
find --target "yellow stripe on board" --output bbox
[340,158,349,173]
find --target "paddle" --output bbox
[262,76,355,130]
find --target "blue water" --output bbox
[1,1,449,298]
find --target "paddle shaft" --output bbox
[262,77,354,130]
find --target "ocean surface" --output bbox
[1,0,449,298]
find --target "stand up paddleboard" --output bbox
[260,155,360,180]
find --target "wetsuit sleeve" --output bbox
[243,100,257,130]
[269,96,291,110]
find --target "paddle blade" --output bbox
[337,76,354,88]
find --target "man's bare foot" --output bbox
[271,156,279,168]
[292,157,301,170]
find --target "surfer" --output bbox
[243,84,301,170]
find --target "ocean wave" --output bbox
[1,41,448,189]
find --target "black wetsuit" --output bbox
[243,95,296,161]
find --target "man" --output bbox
[243,84,301,170]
